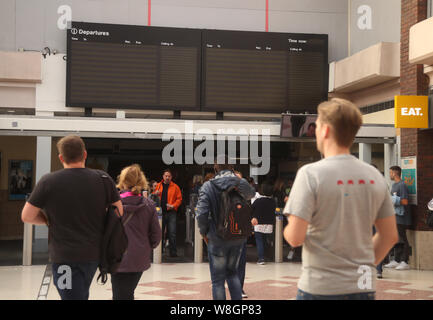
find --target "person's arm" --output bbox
[284,215,309,247]
[170,185,183,211]
[112,200,124,217]
[373,215,399,265]
[400,183,409,206]
[282,166,315,247]
[196,183,211,239]
[21,202,49,225]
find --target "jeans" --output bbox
[111,272,143,300]
[52,262,98,300]
[207,240,245,300]
[395,224,410,263]
[296,289,375,300]
[162,210,177,255]
[237,242,247,290]
[254,232,270,261]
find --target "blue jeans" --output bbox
[162,210,177,255]
[52,262,98,300]
[296,289,375,300]
[237,242,247,290]
[254,232,269,261]
[207,240,245,300]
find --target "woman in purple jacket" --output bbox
[111,164,162,300]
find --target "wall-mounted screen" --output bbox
[66,22,328,114]
[66,22,201,111]
[281,114,318,138]
[202,30,328,113]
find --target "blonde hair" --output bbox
[193,175,203,186]
[117,164,149,195]
[317,98,363,148]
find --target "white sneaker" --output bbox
[287,250,294,260]
[384,260,399,268]
[395,262,410,270]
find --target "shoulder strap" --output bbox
[97,170,112,208]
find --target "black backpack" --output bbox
[214,182,253,241]
[97,172,128,284]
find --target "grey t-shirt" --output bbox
[283,154,395,295]
[391,180,411,226]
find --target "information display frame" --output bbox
[202,29,329,113]
[66,21,202,111]
[66,22,328,114]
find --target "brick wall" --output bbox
[400,0,433,231]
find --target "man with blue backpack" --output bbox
[196,155,255,300]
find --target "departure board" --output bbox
[202,30,328,113]
[66,22,201,111]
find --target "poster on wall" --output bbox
[401,156,417,205]
[9,160,33,201]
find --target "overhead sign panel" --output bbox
[394,95,429,128]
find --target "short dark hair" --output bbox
[163,168,172,176]
[214,154,233,173]
[390,166,401,177]
[57,135,86,164]
[261,184,274,197]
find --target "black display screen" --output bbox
[66,22,328,114]
[202,30,328,113]
[66,22,201,110]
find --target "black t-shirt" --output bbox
[252,197,276,225]
[161,183,169,213]
[28,168,120,263]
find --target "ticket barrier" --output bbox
[194,208,204,263]
[274,208,284,263]
[153,207,163,264]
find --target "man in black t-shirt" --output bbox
[21,135,122,300]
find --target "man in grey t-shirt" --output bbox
[283,98,398,300]
[383,166,411,271]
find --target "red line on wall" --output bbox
[148,0,151,26]
[265,0,269,32]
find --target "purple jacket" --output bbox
[117,194,162,273]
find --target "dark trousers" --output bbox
[237,242,247,290]
[111,272,143,300]
[162,210,177,255]
[395,224,410,263]
[52,262,98,300]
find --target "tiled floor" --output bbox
[1,262,433,300]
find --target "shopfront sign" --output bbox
[394,95,429,128]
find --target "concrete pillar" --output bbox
[23,136,51,265]
[33,137,51,253]
[359,143,372,164]
[384,143,396,187]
